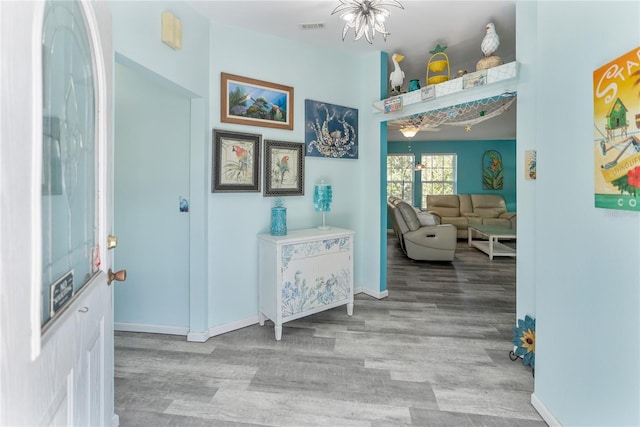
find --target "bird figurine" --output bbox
[277,155,289,184]
[389,53,405,94]
[481,22,500,57]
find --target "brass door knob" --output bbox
[108,269,127,285]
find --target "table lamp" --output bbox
[313,180,332,230]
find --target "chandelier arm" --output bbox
[331,1,355,15]
[378,0,404,9]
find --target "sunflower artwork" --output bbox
[511,315,536,372]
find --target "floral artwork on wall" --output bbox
[305,99,358,159]
[593,46,640,211]
[525,150,537,180]
[482,149,503,189]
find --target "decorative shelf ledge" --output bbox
[373,61,518,120]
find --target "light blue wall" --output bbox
[110,1,384,336]
[207,23,384,327]
[388,139,516,209]
[114,62,191,329]
[514,0,537,349]
[109,1,210,335]
[521,2,640,425]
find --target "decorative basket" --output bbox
[428,59,448,73]
[427,75,449,85]
[426,51,450,86]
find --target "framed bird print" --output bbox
[212,129,261,193]
[221,72,294,130]
[263,140,304,197]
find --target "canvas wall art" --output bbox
[221,73,293,130]
[482,149,503,190]
[593,46,640,211]
[305,99,358,159]
[525,150,536,180]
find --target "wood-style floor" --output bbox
[114,232,544,426]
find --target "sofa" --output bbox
[426,194,516,238]
[388,197,457,261]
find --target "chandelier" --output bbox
[331,0,404,44]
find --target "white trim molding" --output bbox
[114,322,189,336]
[531,393,562,427]
[187,316,260,342]
[355,287,389,299]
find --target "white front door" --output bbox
[0,1,117,426]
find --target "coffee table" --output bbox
[468,224,516,260]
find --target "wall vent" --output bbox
[300,23,325,30]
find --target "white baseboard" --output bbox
[114,322,189,336]
[187,315,260,342]
[116,291,390,344]
[531,393,562,427]
[355,287,389,299]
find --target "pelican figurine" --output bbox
[389,53,405,94]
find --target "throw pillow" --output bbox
[396,202,421,231]
[417,211,438,226]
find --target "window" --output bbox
[387,154,414,202]
[420,154,457,209]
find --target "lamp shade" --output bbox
[313,182,332,212]
[400,125,419,138]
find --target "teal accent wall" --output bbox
[386,139,516,227]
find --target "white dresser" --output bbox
[258,227,355,340]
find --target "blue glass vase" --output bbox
[270,206,287,236]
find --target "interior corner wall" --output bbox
[514,0,537,339]
[109,1,210,335]
[526,2,640,425]
[207,24,383,328]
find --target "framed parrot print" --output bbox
[263,140,304,197]
[212,129,261,193]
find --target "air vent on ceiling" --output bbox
[300,23,326,30]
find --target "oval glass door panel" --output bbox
[42,0,97,327]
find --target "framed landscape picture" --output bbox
[212,129,261,193]
[264,140,304,197]
[221,72,293,130]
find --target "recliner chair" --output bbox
[389,200,457,261]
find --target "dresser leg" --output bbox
[347,303,354,316]
[275,325,282,341]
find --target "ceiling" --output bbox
[188,0,517,141]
